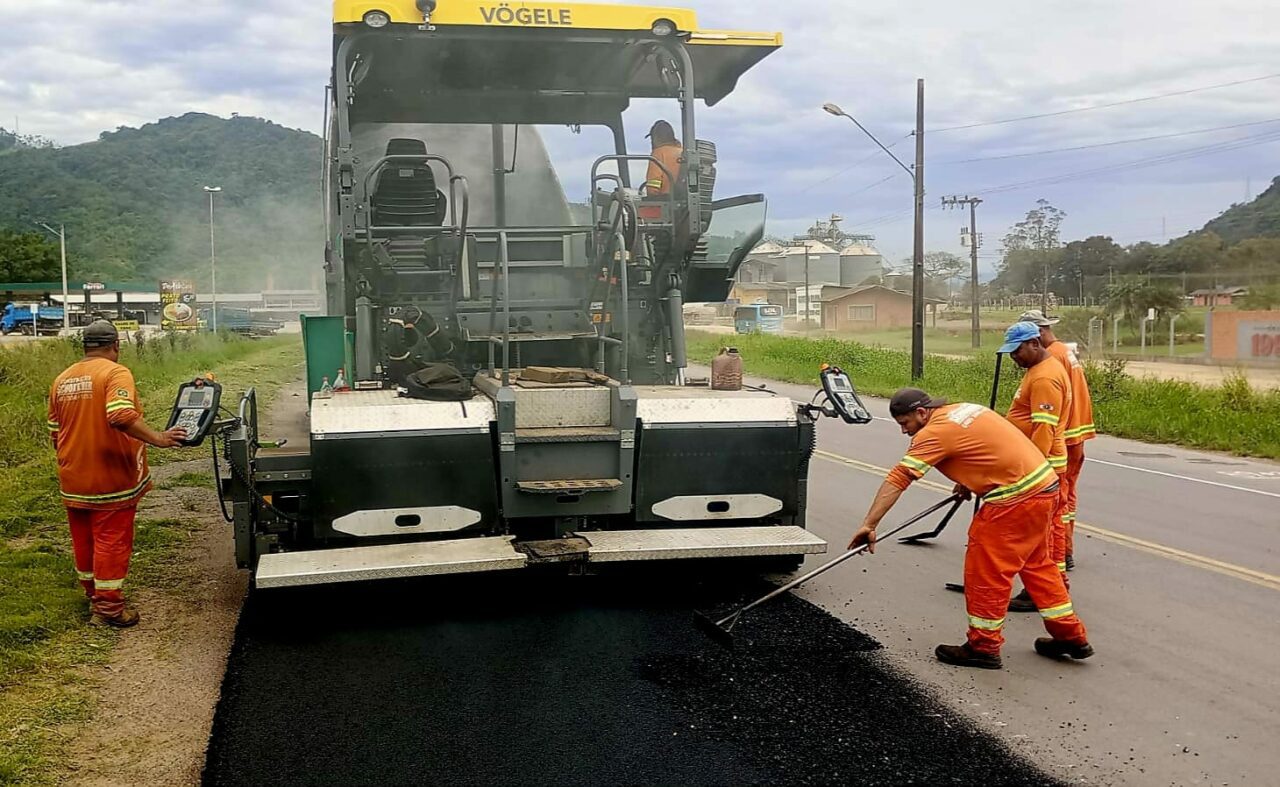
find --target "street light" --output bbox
[35,222,70,330]
[824,82,926,380]
[203,186,222,332]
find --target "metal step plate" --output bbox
[517,479,623,494]
[255,537,527,589]
[581,526,827,562]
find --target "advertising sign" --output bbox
[1238,319,1280,359]
[159,279,198,331]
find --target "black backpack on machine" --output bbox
[401,364,474,402]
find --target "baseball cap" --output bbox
[1017,309,1060,327]
[645,120,674,139]
[82,319,119,348]
[998,321,1042,354]
[889,388,947,417]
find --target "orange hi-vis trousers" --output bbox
[964,487,1088,655]
[68,506,137,619]
[1063,443,1086,557]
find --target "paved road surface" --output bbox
[732,368,1280,785]
[208,369,1278,785]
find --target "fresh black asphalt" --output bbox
[203,569,1059,785]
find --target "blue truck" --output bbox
[1,303,65,336]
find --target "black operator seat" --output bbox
[371,138,449,228]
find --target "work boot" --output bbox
[1008,588,1037,613]
[90,607,140,629]
[1065,554,1076,572]
[1034,638,1094,661]
[935,643,1003,670]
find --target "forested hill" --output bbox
[1203,176,1280,244]
[0,113,322,289]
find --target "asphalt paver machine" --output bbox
[218,0,856,587]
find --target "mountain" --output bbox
[0,113,322,289]
[1202,176,1280,244]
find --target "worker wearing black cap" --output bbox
[849,388,1091,669]
[47,320,188,628]
[643,120,683,196]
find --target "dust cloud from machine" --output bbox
[165,191,325,293]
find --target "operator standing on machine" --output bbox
[643,120,683,196]
[1000,321,1073,612]
[849,388,1093,670]
[47,320,187,628]
[1018,309,1095,571]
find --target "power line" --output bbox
[791,133,913,195]
[976,128,1280,196]
[932,118,1280,165]
[929,72,1280,133]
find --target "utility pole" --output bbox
[823,78,925,379]
[36,222,70,330]
[203,186,222,332]
[942,195,982,348]
[911,79,926,379]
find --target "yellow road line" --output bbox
[814,449,1280,593]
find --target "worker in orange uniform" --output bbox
[1019,309,1095,571]
[849,389,1093,669]
[643,120,683,196]
[1000,320,1073,612]
[47,321,187,627]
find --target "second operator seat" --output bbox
[371,138,449,229]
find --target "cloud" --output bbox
[3,0,1279,270]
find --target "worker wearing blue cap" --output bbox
[1000,320,1074,612]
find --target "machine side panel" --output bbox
[633,424,807,525]
[310,433,499,540]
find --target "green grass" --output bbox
[689,331,1280,459]
[0,334,302,785]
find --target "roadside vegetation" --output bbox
[0,333,302,785]
[689,331,1280,460]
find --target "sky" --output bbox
[3,0,1279,276]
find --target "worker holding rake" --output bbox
[849,388,1094,670]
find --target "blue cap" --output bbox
[998,321,1042,354]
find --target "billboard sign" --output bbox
[1238,319,1280,359]
[160,279,198,331]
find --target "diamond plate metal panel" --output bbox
[254,537,526,588]
[582,526,826,562]
[311,390,495,438]
[633,387,797,426]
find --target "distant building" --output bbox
[796,284,852,326]
[838,243,884,287]
[1191,286,1248,307]
[821,285,943,332]
[729,281,792,311]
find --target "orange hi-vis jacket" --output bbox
[48,357,152,511]
[1006,355,1071,473]
[645,143,683,195]
[886,403,1057,505]
[1046,340,1096,445]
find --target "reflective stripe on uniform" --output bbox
[1031,413,1060,425]
[1040,601,1073,620]
[1065,423,1096,438]
[94,577,125,591]
[60,474,152,504]
[1056,562,1068,573]
[968,614,1005,631]
[105,399,135,414]
[76,570,95,581]
[984,461,1053,503]
[899,455,932,474]
[1049,454,1068,469]
[644,179,663,189]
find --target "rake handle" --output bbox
[717,494,964,626]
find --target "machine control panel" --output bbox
[820,366,872,425]
[165,377,222,447]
